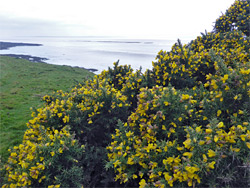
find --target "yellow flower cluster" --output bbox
[153,30,249,89]
[2,119,80,188]
[98,61,148,110]
[214,0,250,36]
[72,78,130,119]
[107,80,250,187]
[107,87,193,186]
[2,92,84,188]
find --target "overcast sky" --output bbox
[0,0,235,39]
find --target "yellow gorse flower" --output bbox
[207,149,216,158]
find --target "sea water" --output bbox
[0,36,190,74]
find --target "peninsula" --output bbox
[0,41,42,50]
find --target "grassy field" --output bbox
[0,56,94,161]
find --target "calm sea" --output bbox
[0,36,190,74]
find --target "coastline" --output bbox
[0,41,98,73]
[0,41,42,50]
[0,54,49,63]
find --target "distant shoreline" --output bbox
[0,54,98,73]
[0,41,98,72]
[0,41,42,50]
[0,41,48,63]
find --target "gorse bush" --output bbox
[214,0,250,36]
[106,62,250,187]
[152,30,250,89]
[2,123,84,188]
[1,0,250,187]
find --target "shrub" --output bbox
[152,30,249,89]
[1,124,84,188]
[2,76,136,187]
[106,1,250,186]
[1,1,250,187]
[214,0,250,36]
[106,58,250,187]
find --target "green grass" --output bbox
[0,56,94,161]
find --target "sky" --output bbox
[0,0,236,39]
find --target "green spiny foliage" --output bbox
[1,1,250,187]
